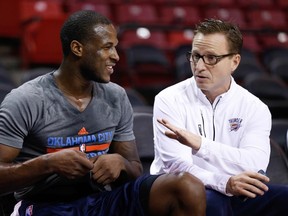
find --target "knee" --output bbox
[148,172,206,215]
[176,172,205,198]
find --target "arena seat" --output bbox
[67,2,113,22]
[159,5,201,26]
[204,7,248,29]
[133,112,154,174]
[246,9,287,30]
[21,15,67,68]
[114,3,159,26]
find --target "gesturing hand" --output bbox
[157,118,202,150]
[226,171,270,199]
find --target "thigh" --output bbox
[231,184,288,216]
[205,188,233,216]
[17,175,153,216]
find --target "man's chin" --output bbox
[93,77,110,84]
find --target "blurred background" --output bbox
[0,0,287,128]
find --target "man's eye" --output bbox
[206,55,216,61]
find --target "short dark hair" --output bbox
[60,10,112,56]
[194,19,243,54]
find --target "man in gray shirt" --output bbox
[0,10,206,216]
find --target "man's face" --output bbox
[80,24,119,83]
[191,32,240,101]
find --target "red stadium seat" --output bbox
[67,2,113,21]
[276,0,288,8]
[258,33,288,50]
[166,29,193,49]
[197,0,235,7]
[204,8,248,30]
[20,0,64,22]
[119,28,168,50]
[153,0,196,4]
[242,33,262,53]
[0,0,22,38]
[19,0,67,68]
[236,0,274,9]
[159,5,202,26]
[114,4,159,26]
[21,15,67,68]
[246,9,287,30]
[0,0,64,38]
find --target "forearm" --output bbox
[108,140,143,180]
[0,154,53,195]
[195,137,270,173]
[122,156,142,179]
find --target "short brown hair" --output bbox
[194,19,243,54]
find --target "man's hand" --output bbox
[157,118,202,150]
[47,149,94,179]
[90,154,125,186]
[226,171,270,199]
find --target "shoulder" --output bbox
[234,82,265,104]
[95,82,128,104]
[3,73,53,106]
[96,82,125,95]
[232,82,270,115]
[106,82,126,94]
[156,78,195,103]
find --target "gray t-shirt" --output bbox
[0,72,135,201]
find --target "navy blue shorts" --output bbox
[205,184,288,216]
[17,174,159,216]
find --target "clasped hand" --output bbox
[226,171,270,199]
[89,153,124,186]
[49,149,123,186]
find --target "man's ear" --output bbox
[70,40,83,57]
[231,54,241,74]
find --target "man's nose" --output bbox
[111,48,120,62]
[194,57,206,69]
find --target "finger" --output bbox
[253,179,269,192]
[76,155,94,170]
[60,150,94,170]
[241,175,269,196]
[74,149,89,158]
[246,170,269,181]
[91,165,104,180]
[91,170,111,185]
[89,155,99,163]
[165,131,178,140]
[102,176,115,185]
[256,173,270,184]
[160,119,178,133]
[245,183,267,197]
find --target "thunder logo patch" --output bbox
[228,118,242,131]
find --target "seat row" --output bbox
[1,0,288,38]
[62,0,288,9]
[66,2,288,31]
[1,0,288,68]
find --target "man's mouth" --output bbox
[106,65,114,74]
